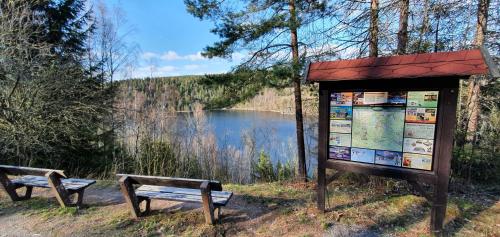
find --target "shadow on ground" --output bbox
[322,181,500,236]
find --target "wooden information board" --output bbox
[305,49,497,235]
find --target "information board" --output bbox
[328,91,439,171]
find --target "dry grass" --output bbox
[0,180,498,236]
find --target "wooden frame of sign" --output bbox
[308,49,498,235]
[316,77,459,234]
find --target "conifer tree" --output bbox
[185,0,329,181]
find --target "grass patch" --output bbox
[297,211,313,225]
[18,198,80,219]
[99,208,210,237]
[225,182,312,200]
[0,180,497,236]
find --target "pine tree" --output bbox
[184,0,329,181]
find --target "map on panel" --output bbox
[351,107,406,151]
[329,90,439,171]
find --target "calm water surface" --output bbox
[177,110,318,175]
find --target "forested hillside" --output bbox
[116,76,223,112]
[115,75,318,114]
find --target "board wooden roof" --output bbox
[305,49,497,82]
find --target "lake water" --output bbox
[177,110,318,175]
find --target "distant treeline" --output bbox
[115,75,229,111]
[116,68,303,112]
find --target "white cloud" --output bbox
[141,52,159,60]
[231,52,247,61]
[160,51,183,61]
[142,50,248,63]
[131,65,177,78]
[184,52,206,61]
[126,50,248,79]
[140,50,207,61]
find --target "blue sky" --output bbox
[102,0,245,79]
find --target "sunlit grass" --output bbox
[0,180,498,236]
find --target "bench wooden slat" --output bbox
[135,185,232,206]
[0,165,66,177]
[136,185,232,201]
[116,174,222,191]
[11,175,96,191]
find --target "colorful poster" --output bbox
[330,106,353,120]
[351,148,375,163]
[387,91,407,105]
[329,133,351,147]
[351,107,405,151]
[407,91,439,107]
[329,146,350,160]
[361,92,388,105]
[405,108,437,124]
[403,153,433,170]
[330,120,352,133]
[353,91,406,106]
[375,150,402,167]
[403,138,434,155]
[331,92,353,106]
[404,123,435,139]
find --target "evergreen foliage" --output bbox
[255,150,275,182]
[255,150,294,182]
[0,1,112,176]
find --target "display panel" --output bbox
[330,106,352,120]
[351,148,375,163]
[402,153,433,170]
[329,146,350,160]
[328,90,439,171]
[351,107,405,151]
[330,92,353,106]
[406,108,437,123]
[407,91,438,107]
[404,123,435,139]
[375,150,403,166]
[330,120,352,133]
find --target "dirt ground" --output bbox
[0,181,498,237]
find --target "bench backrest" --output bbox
[0,165,66,177]
[116,174,223,191]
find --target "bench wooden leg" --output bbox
[46,171,71,208]
[0,171,32,201]
[144,198,151,214]
[23,186,33,200]
[214,207,222,223]
[139,197,151,215]
[119,176,143,219]
[201,181,215,225]
[74,189,85,208]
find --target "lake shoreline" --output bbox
[175,108,318,117]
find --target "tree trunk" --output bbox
[434,7,441,53]
[289,0,307,182]
[397,0,409,55]
[369,0,379,57]
[416,0,430,53]
[466,0,489,142]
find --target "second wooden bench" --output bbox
[117,174,233,224]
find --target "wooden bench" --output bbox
[117,174,233,225]
[0,165,96,208]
